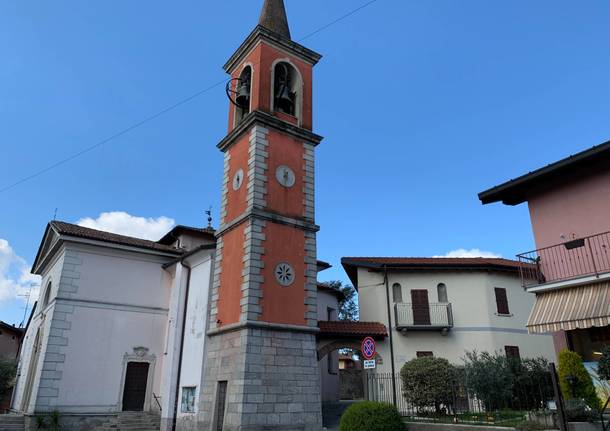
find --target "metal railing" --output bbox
[517,231,610,288]
[152,393,162,412]
[395,303,453,330]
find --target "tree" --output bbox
[319,280,359,322]
[463,350,513,411]
[558,349,600,409]
[0,359,17,398]
[400,356,457,413]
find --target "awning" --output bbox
[527,282,610,333]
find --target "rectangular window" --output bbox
[495,287,510,315]
[181,387,196,413]
[505,346,521,360]
[417,351,434,358]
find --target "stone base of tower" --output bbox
[198,325,323,431]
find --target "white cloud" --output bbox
[76,212,176,241]
[0,239,40,305]
[435,248,503,258]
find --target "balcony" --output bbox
[517,231,610,289]
[394,302,453,333]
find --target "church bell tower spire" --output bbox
[198,1,324,430]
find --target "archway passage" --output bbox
[316,321,388,428]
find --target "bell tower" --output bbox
[199,1,324,430]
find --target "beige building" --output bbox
[342,257,556,372]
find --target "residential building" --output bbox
[0,321,23,360]
[342,257,556,371]
[479,140,610,362]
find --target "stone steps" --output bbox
[94,412,160,431]
[0,415,24,431]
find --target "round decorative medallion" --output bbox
[275,165,296,188]
[232,169,244,191]
[274,262,295,286]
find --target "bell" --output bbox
[276,85,294,114]
[235,81,250,109]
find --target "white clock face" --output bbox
[275,165,296,188]
[274,262,295,286]
[232,169,244,191]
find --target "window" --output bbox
[392,283,403,303]
[327,307,337,322]
[273,61,301,120]
[505,346,521,360]
[42,282,52,308]
[437,283,448,303]
[417,351,434,358]
[494,287,510,315]
[181,387,196,413]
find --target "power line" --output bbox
[0,0,381,195]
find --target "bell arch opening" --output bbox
[272,60,302,122]
[234,65,253,125]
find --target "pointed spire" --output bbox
[258,0,291,40]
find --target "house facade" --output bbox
[479,140,610,362]
[342,257,556,371]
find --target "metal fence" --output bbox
[367,369,555,422]
[394,303,453,329]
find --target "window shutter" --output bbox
[417,351,434,358]
[495,288,510,315]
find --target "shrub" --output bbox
[564,399,598,423]
[558,349,600,409]
[0,359,17,398]
[400,356,457,413]
[512,357,553,410]
[463,351,513,410]
[339,401,405,431]
[597,345,610,381]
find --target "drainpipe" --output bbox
[383,265,398,407]
[172,261,191,431]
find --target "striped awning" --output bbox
[527,282,610,333]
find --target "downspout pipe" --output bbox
[383,265,398,407]
[171,261,192,431]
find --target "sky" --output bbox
[1,0,610,325]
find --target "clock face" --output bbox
[275,165,295,188]
[274,262,295,286]
[232,168,244,191]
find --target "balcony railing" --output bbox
[394,302,453,331]
[517,231,610,288]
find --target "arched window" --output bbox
[234,66,252,125]
[272,61,301,120]
[42,281,52,307]
[437,283,448,303]
[392,283,403,303]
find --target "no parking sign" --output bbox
[361,337,376,360]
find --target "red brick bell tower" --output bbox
[199,1,324,429]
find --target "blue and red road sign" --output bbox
[361,337,376,360]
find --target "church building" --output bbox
[11,2,386,430]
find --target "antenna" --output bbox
[205,207,213,229]
[53,208,58,220]
[18,282,39,328]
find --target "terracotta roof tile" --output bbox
[50,221,182,254]
[318,321,387,339]
[342,256,522,269]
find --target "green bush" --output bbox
[0,359,17,397]
[558,349,600,409]
[463,351,513,410]
[564,399,598,423]
[400,356,457,413]
[339,401,405,431]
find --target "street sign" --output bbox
[361,337,376,360]
[364,360,376,370]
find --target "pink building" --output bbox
[479,141,610,361]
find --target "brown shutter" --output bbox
[495,288,510,315]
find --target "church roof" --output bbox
[49,221,182,254]
[258,0,291,39]
[158,225,216,245]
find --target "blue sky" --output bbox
[1,0,610,325]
